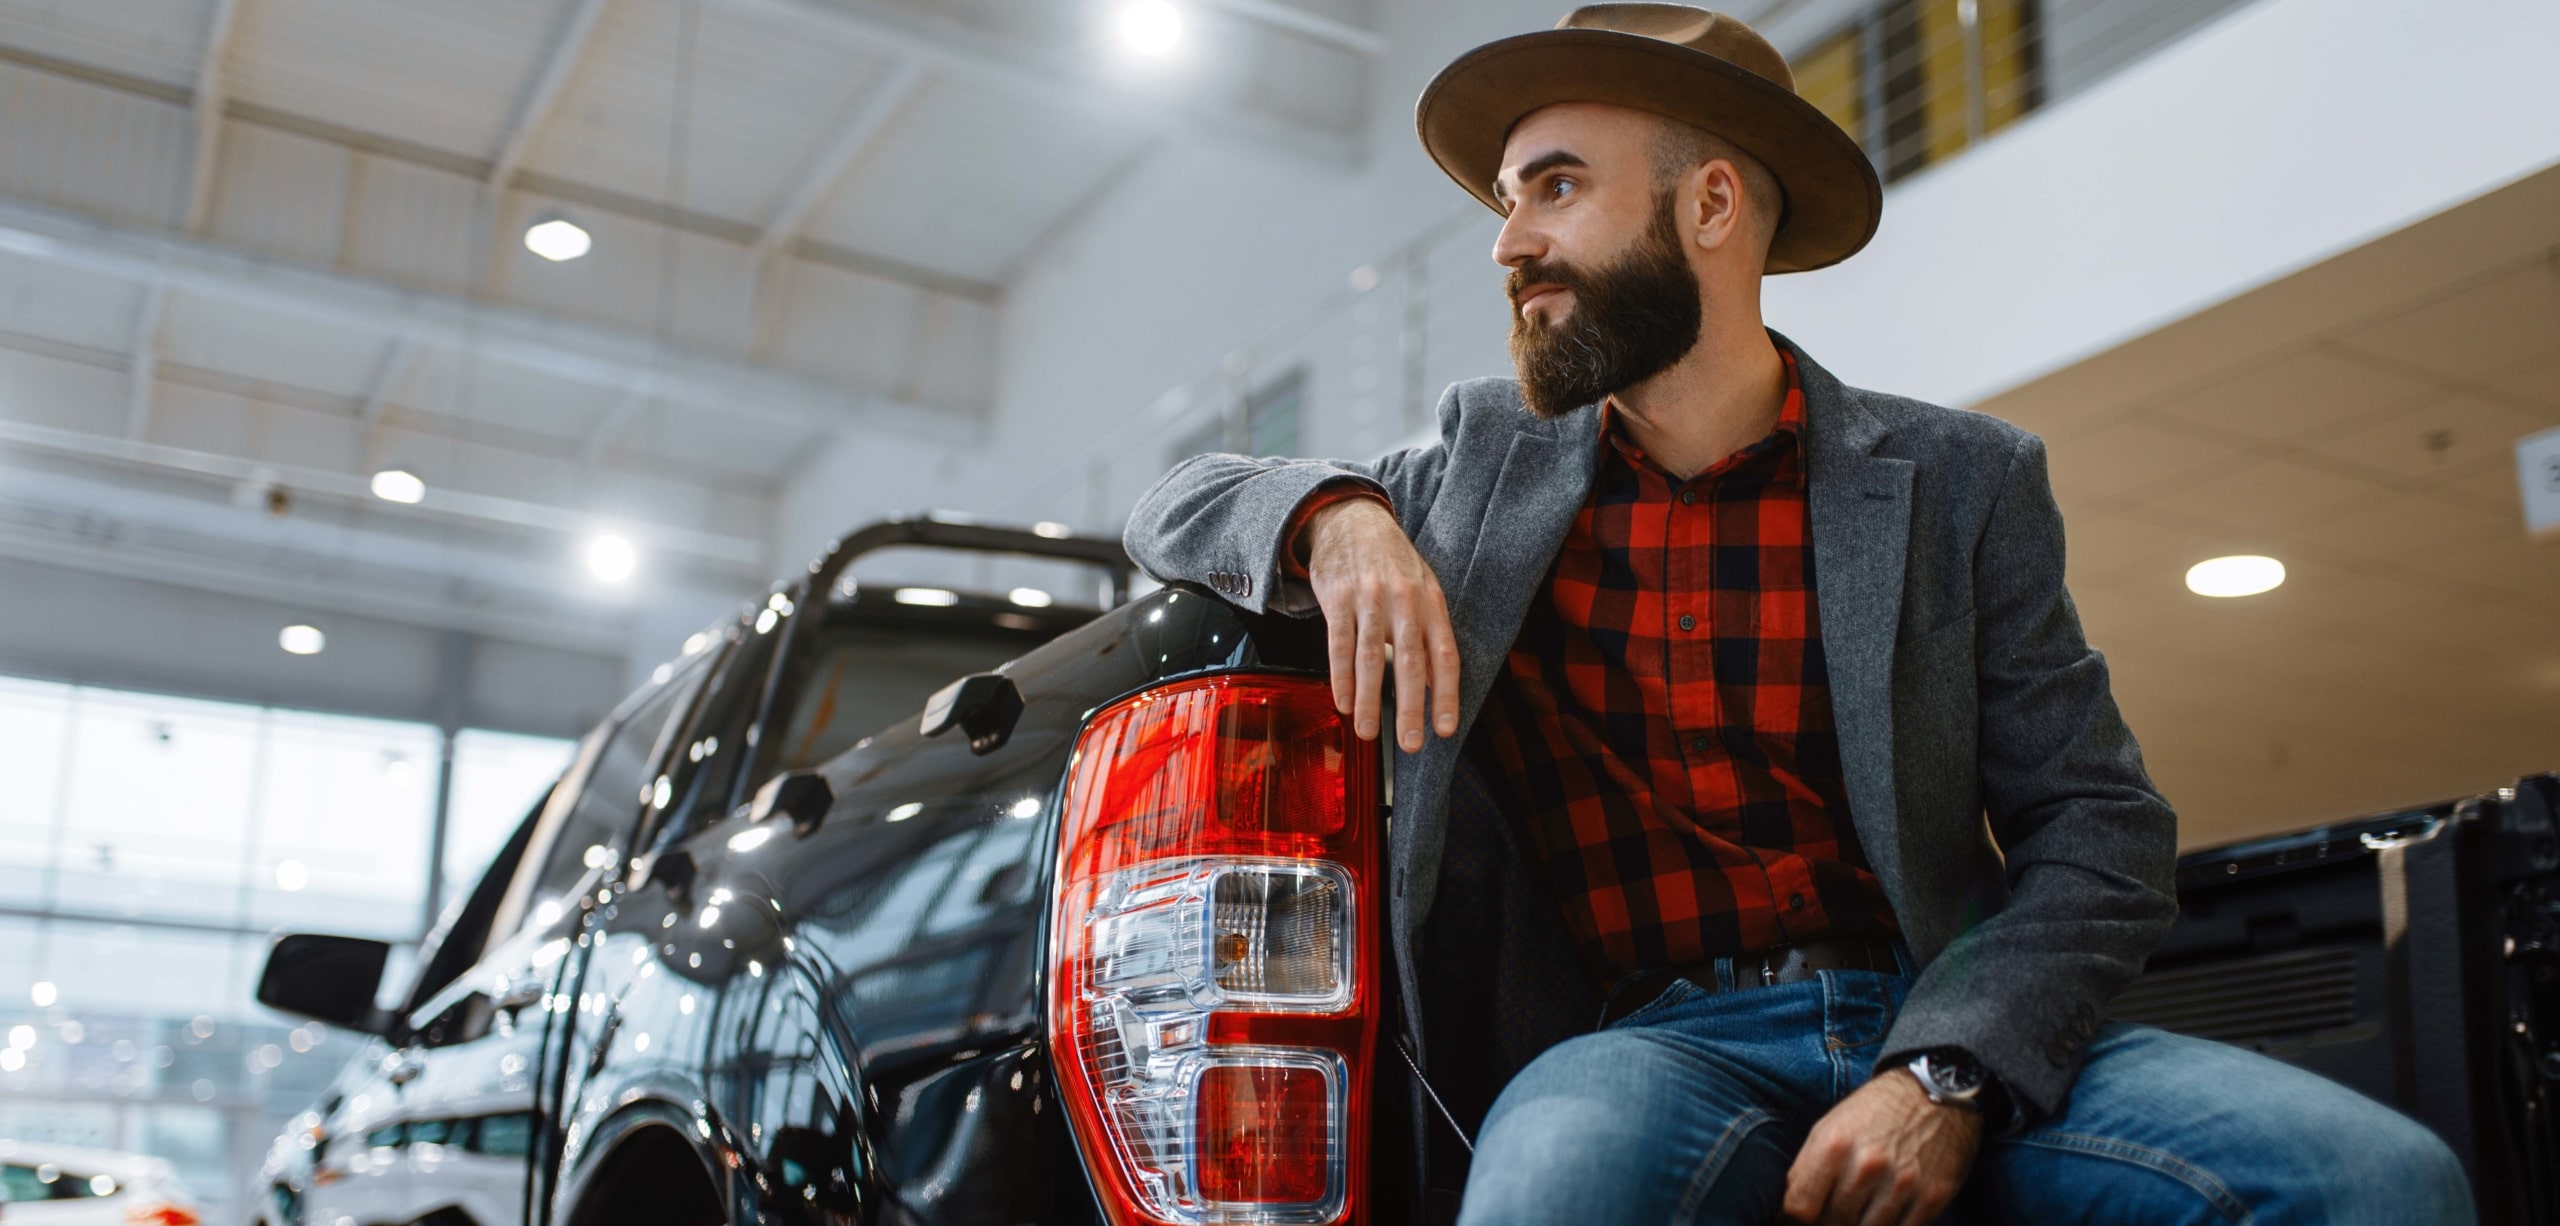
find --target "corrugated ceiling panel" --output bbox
[339,154,484,298]
[489,189,758,356]
[0,346,126,435]
[0,0,209,87]
[226,0,576,159]
[516,0,900,225]
[204,120,352,266]
[802,75,1148,283]
[763,261,926,402]
[0,62,190,227]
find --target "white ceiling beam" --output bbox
[717,0,1358,164]
[0,194,981,449]
[1200,0,1384,56]
[359,333,419,422]
[490,0,616,190]
[123,282,167,439]
[181,0,246,234]
[753,58,929,261]
[0,412,764,567]
[577,382,652,464]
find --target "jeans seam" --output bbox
[2007,1130,2255,1225]
[1672,1106,1776,1225]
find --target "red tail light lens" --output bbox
[1050,675,1378,1225]
[127,1207,202,1226]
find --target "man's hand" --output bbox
[1302,497,1461,752]
[1782,1069,1983,1226]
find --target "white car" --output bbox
[0,1141,201,1225]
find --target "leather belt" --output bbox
[1600,933,1901,1027]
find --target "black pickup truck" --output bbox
[249,515,2560,1226]
[250,519,1386,1226]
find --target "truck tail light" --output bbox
[1050,675,1378,1225]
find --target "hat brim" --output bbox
[1416,27,1882,274]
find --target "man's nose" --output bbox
[1492,208,1543,269]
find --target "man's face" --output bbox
[1492,104,1705,419]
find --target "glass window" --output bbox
[648,625,775,848]
[470,1113,533,1157]
[522,664,705,924]
[247,710,443,938]
[407,1118,453,1146]
[366,1123,404,1149]
[0,677,71,903]
[766,621,1040,777]
[48,689,264,925]
[445,730,579,910]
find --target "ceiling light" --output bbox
[524,215,592,262]
[274,859,308,892]
[2185,555,2285,598]
[587,533,636,583]
[1116,0,1183,55]
[1009,587,1054,608]
[894,587,958,607]
[278,624,325,655]
[369,469,425,504]
[29,982,54,1007]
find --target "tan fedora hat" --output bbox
[1416,3,1882,274]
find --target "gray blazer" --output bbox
[1122,333,2177,1118]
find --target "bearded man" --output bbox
[1124,6,2470,1223]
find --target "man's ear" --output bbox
[1688,159,1747,252]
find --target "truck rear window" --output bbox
[770,620,1049,772]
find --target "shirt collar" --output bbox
[1598,346,1806,482]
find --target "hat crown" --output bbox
[1553,4,1795,93]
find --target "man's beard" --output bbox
[1505,192,1704,419]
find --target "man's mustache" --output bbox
[1507,260,1586,312]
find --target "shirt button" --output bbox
[1678,614,1696,631]
[1788,893,1807,911]
[1689,736,1709,754]
[1679,489,1696,505]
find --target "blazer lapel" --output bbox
[1790,337,1916,897]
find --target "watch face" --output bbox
[1920,1051,1984,1096]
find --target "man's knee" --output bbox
[1457,1032,1790,1226]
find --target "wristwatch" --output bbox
[1904,1048,1988,1111]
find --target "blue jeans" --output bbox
[1455,969,2472,1225]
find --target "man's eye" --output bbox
[1547,177,1575,199]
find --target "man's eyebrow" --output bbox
[1492,150,1588,205]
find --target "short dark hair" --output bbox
[1650,118,1784,250]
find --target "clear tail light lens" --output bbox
[1050,676,1378,1225]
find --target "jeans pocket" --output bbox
[1611,977,1708,1028]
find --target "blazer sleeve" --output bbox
[1122,383,1460,616]
[1876,430,2180,1122]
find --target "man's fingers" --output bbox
[1426,589,1461,738]
[1390,609,1430,751]
[1781,1143,1834,1223]
[1323,595,1358,719]
[1351,601,1387,741]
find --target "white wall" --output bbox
[768,0,2560,557]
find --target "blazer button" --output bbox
[1237,574,1253,596]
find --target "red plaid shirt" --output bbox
[1281,351,1894,984]
[1472,350,1894,981]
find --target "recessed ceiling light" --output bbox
[1009,587,1054,608]
[274,859,308,891]
[369,469,425,504]
[278,624,325,655]
[1116,0,1182,56]
[894,587,959,607]
[2185,555,2285,598]
[587,533,637,583]
[524,215,592,262]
